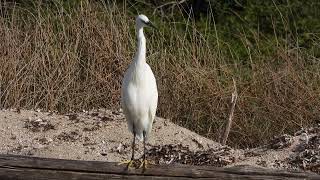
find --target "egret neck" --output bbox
[135,27,146,65]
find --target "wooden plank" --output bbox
[0,154,318,179]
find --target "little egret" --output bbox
[120,14,158,170]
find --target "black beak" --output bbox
[146,21,157,30]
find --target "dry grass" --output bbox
[0,1,319,148]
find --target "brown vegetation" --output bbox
[0,1,319,147]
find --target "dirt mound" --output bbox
[0,109,220,163]
[288,126,320,174]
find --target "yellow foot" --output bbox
[118,159,134,169]
[139,159,149,170]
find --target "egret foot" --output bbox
[139,159,149,171]
[118,159,134,169]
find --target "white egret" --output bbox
[120,14,158,170]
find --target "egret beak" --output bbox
[146,21,157,30]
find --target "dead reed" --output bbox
[0,1,319,147]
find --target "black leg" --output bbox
[131,132,136,161]
[127,127,136,169]
[142,130,146,171]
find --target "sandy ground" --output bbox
[0,109,221,162]
[0,109,319,174]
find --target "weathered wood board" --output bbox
[0,154,318,179]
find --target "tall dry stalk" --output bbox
[221,78,237,146]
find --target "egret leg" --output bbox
[118,129,136,169]
[128,132,136,169]
[140,130,148,171]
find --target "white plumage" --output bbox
[121,14,158,141]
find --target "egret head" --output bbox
[136,14,157,29]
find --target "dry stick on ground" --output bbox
[221,78,238,145]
